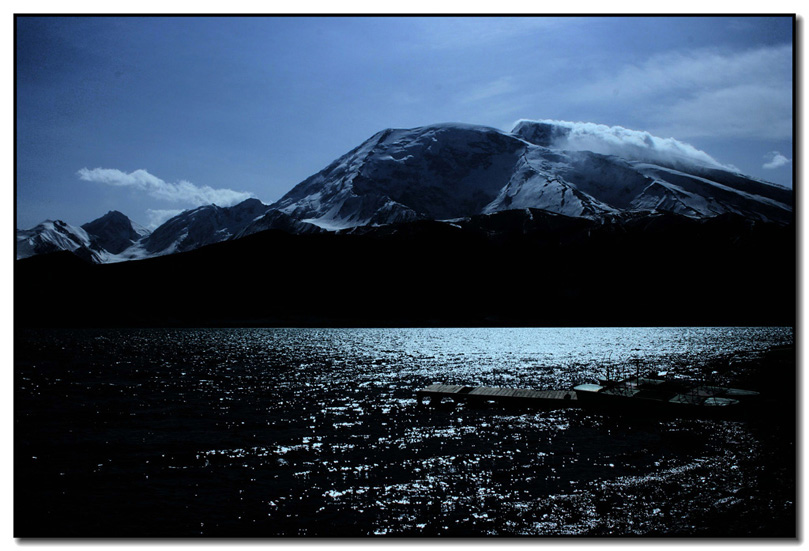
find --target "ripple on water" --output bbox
[15,327,794,536]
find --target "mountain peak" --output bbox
[236,197,264,208]
[81,210,148,255]
[142,198,269,255]
[273,121,792,229]
[101,209,129,220]
[16,118,794,265]
[17,219,94,260]
[271,122,528,228]
[511,120,570,148]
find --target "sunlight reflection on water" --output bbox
[16,327,793,536]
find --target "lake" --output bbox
[15,327,795,536]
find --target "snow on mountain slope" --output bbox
[234,209,326,239]
[271,123,528,229]
[18,211,153,263]
[17,220,102,262]
[141,198,269,255]
[17,199,276,263]
[629,164,792,222]
[17,119,793,266]
[513,119,791,222]
[481,149,628,218]
[81,210,151,254]
[274,121,792,228]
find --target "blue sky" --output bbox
[15,15,794,230]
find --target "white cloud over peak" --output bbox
[512,119,731,170]
[145,209,184,229]
[763,151,791,170]
[77,167,254,207]
[569,44,792,141]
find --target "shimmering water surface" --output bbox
[15,327,795,536]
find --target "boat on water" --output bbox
[573,372,760,417]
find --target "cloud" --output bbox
[512,119,731,170]
[762,151,791,170]
[568,44,792,140]
[77,167,254,207]
[657,84,792,141]
[145,209,184,229]
[409,18,572,51]
[457,77,516,104]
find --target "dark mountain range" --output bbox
[16,121,792,264]
[234,209,326,239]
[16,209,794,328]
[15,119,794,327]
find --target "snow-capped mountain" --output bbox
[16,220,102,262]
[234,209,326,239]
[17,198,300,263]
[271,124,526,229]
[271,121,792,228]
[80,210,150,254]
[511,120,792,222]
[16,119,793,265]
[16,199,326,263]
[17,211,153,263]
[140,198,269,256]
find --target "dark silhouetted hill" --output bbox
[16,209,795,328]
